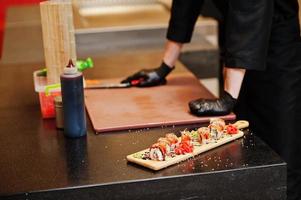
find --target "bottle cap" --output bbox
[64,59,78,75]
[76,57,94,72]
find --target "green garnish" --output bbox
[133,152,144,159]
[189,130,199,140]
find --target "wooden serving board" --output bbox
[127,120,249,171]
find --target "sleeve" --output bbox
[166,0,204,43]
[224,0,274,71]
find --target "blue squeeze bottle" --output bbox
[60,59,87,138]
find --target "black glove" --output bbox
[189,91,237,116]
[121,62,174,87]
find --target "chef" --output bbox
[122,1,301,199]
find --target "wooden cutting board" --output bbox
[127,120,249,171]
[85,74,236,133]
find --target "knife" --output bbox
[85,79,141,89]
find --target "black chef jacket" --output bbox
[167,0,296,71]
[167,1,301,199]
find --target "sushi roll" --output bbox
[166,133,179,148]
[209,118,225,140]
[209,118,226,129]
[157,137,171,145]
[197,127,210,144]
[209,126,223,140]
[210,118,226,126]
[149,143,166,161]
[165,133,178,144]
[181,132,192,144]
[183,130,201,143]
[157,137,171,155]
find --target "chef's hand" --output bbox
[121,62,174,87]
[189,91,237,116]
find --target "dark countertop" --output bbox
[0,5,286,200]
[0,103,286,198]
[0,60,287,200]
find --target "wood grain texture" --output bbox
[127,131,244,171]
[40,1,77,84]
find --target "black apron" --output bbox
[167,0,301,199]
[235,2,301,199]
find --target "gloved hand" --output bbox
[121,62,174,87]
[189,91,237,116]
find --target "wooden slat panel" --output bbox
[40,1,77,84]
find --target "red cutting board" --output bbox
[85,74,235,133]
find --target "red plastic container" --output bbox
[38,91,61,118]
[33,70,61,119]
